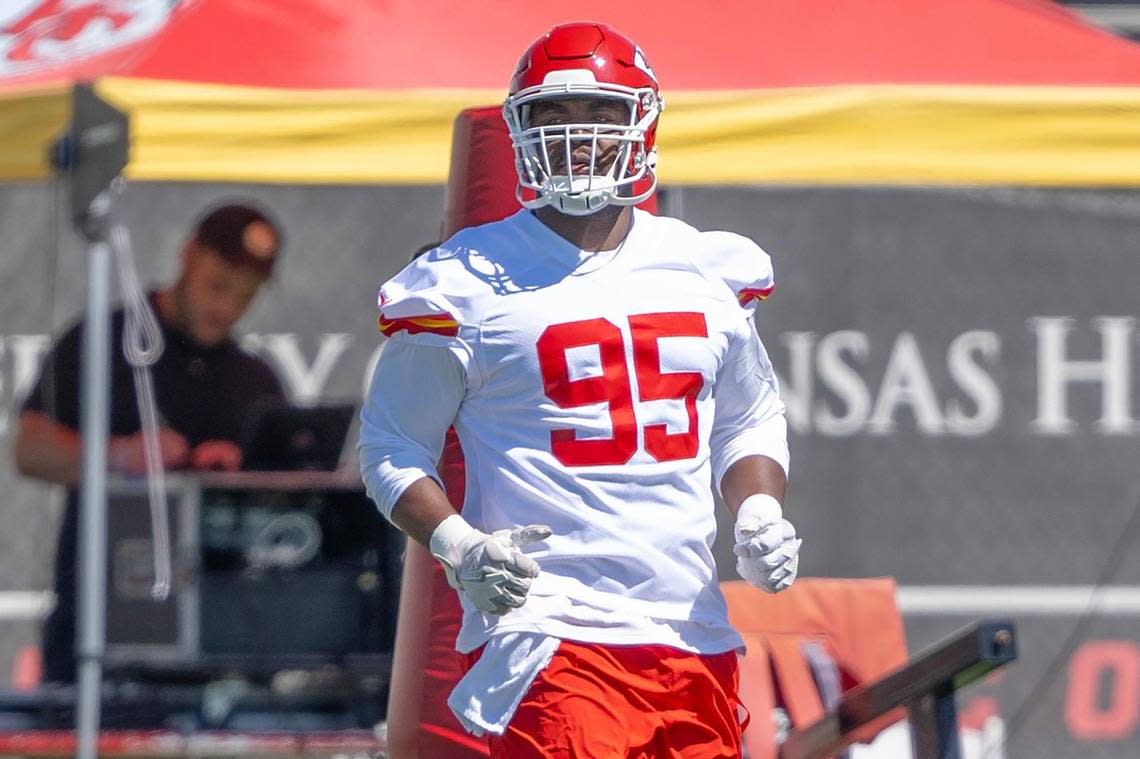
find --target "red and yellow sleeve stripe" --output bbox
[738,284,775,306]
[378,311,461,337]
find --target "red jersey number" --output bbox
[536,312,708,466]
[537,318,638,466]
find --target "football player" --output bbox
[359,22,799,758]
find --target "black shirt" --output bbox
[22,293,285,681]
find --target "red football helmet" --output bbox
[503,22,663,216]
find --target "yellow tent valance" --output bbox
[0,85,71,180]
[2,77,1139,185]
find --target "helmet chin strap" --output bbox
[531,170,657,216]
[548,175,616,215]
[517,175,617,215]
[553,191,610,216]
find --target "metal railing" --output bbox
[781,620,1017,759]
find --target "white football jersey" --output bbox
[360,208,788,654]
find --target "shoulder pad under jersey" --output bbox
[694,229,776,310]
[376,243,477,339]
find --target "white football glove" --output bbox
[429,515,552,616]
[733,494,802,593]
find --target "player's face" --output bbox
[175,243,266,346]
[528,97,631,178]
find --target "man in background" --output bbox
[13,201,286,683]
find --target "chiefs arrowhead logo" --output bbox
[0,0,173,75]
[633,46,657,84]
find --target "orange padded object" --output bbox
[722,578,910,756]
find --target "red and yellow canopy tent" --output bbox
[3,0,1140,186]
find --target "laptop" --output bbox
[241,403,355,471]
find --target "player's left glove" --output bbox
[733,494,801,593]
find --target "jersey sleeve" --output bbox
[357,339,466,519]
[377,257,461,341]
[709,314,789,494]
[698,231,776,314]
[363,252,483,518]
[374,252,482,388]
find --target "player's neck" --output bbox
[533,205,633,253]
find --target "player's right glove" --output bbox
[733,494,802,594]
[429,514,552,616]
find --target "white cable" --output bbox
[110,223,172,601]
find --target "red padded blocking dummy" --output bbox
[385,105,656,757]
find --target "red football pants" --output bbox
[477,640,745,759]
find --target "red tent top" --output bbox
[4,0,1140,91]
